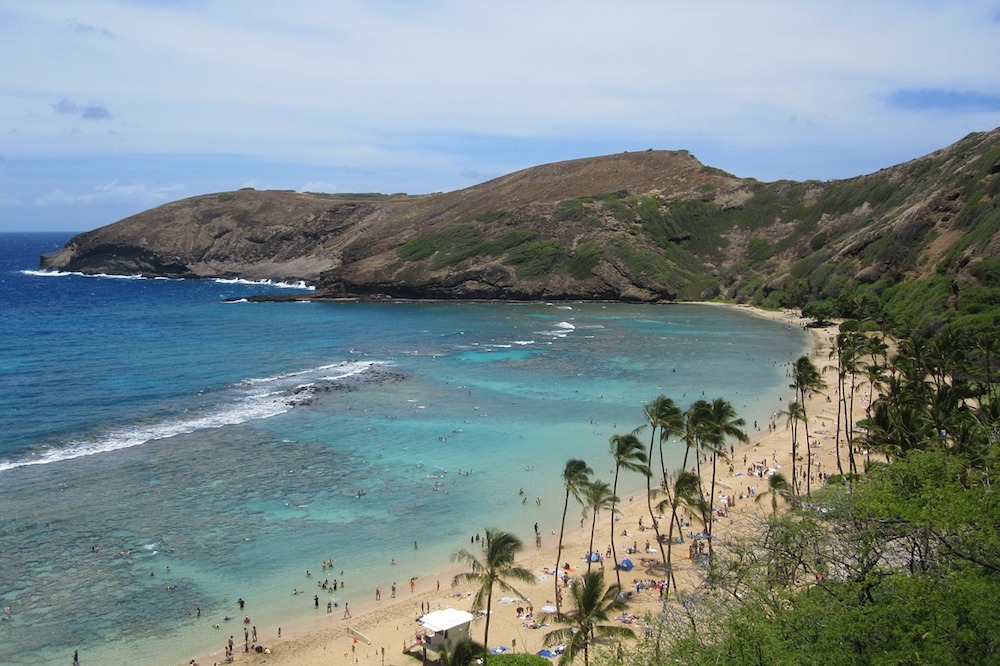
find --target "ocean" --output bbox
[0,232,808,665]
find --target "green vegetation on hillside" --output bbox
[388,129,997,325]
[577,330,1000,665]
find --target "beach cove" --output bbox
[0,233,810,666]
[203,304,851,666]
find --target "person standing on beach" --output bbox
[343,602,351,619]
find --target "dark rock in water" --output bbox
[284,367,407,409]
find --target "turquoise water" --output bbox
[0,233,808,665]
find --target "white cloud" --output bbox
[299,181,338,193]
[2,0,1000,229]
[33,181,184,209]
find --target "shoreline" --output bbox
[184,302,833,666]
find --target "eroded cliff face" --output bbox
[40,130,1000,306]
[43,150,738,300]
[41,189,377,282]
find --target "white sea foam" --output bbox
[244,361,383,386]
[213,277,315,290]
[539,321,577,338]
[20,269,144,279]
[0,360,390,473]
[21,270,314,289]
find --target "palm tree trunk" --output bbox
[664,485,679,595]
[848,374,858,476]
[586,508,598,575]
[645,430,667,572]
[695,449,709,541]
[658,435,667,487]
[800,386,812,497]
[556,490,570,614]
[707,452,718,557]
[835,370,845,476]
[790,417,799,495]
[610,467,621,589]
[483,584,493,660]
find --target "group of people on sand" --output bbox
[212,600,272,662]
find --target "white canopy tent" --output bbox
[417,608,476,655]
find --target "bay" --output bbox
[0,232,807,665]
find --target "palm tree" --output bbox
[556,458,592,613]
[698,398,748,552]
[451,528,534,659]
[542,571,634,666]
[646,396,685,483]
[790,356,826,496]
[781,401,806,495]
[582,479,617,574]
[755,472,795,515]
[437,637,486,666]
[608,431,648,588]
[656,469,705,594]
[642,396,683,569]
[830,330,863,476]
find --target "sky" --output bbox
[2,1,1000,232]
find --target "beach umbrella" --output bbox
[537,648,556,657]
[587,552,600,562]
[618,557,634,571]
[491,646,509,654]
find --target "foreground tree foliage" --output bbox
[591,330,999,665]
[451,529,535,661]
[543,570,634,666]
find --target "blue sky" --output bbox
[2,1,1000,232]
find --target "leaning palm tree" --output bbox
[755,472,795,515]
[542,570,634,666]
[437,637,486,666]
[656,469,704,594]
[642,396,684,569]
[608,431,648,588]
[556,458,592,613]
[582,479,617,574]
[451,528,534,660]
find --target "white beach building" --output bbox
[414,607,476,657]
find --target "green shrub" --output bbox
[565,242,603,279]
[397,233,445,261]
[505,240,564,278]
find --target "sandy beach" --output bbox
[185,304,854,666]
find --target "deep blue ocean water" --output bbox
[0,232,808,665]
